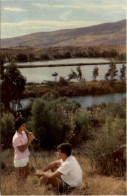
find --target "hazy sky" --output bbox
[1,0,126,38]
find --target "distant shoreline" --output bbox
[16,61,126,68]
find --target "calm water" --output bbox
[5,58,125,82]
[18,93,126,110]
[17,58,124,83]
[19,64,123,83]
[67,93,126,108]
[8,57,110,66]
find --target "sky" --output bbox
[1,0,126,39]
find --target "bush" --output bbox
[1,113,15,149]
[16,53,28,62]
[102,116,124,153]
[106,99,126,119]
[68,109,91,145]
[87,100,126,158]
[28,92,81,149]
[40,54,50,60]
[58,77,69,86]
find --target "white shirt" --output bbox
[57,155,82,187]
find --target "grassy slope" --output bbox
[1,149,126,195]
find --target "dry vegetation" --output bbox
[1,148,126,195]
[23,80,126,98]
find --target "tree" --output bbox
[105,72,110,80]
[118,53,126,61]
[93,66,99,81]
[120,64,126,80]
[0,53,6,82]
[58,77,69,86]
[107,62,118,80]
[110,49,118,58]
[52,72,58,81]
[76,66,83,81]
[16,53,28,62]
[1,62,26,109]
[40,53,49,60]
[28,53,35,61]
[68,69,77,81]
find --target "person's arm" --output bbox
[36,170,62,180]
[17,132,35,152]
[43,160,61,172]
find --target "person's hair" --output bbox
[15,117,26,130]
[57,143,72,157]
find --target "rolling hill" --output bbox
[1,20,126,48]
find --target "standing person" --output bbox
[36,143,83,194]
[12,117,35,184]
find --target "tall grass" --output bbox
[1,149,126,195]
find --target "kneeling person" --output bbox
[36,143,82,193]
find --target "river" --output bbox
[16,93,126,110]
[6,58,124,83]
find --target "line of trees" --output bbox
[2,48,126,63]
[51,63,126,82]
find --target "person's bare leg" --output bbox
[16,167,25,194]
[44,177,62,190]
[24,163,29,178]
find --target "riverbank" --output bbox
[14,61,126,68]
[23,80,126,98]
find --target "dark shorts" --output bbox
[59,180,75,194]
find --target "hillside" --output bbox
[1,20,126,48]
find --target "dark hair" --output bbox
[15,117,26,130]
[57,143,72,157]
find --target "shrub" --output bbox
[96,115,125,157]
[106,99,126,119]
[68,109,91,145]
[28,53,35,61]
[28,92,80,149]
[16,53,28,62]
[1,113,15,149]
[40,54,50,60]
[58,77,69,86]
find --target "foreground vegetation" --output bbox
[1,91,126,194]
[1,149,126,195]
[1,92,126,149]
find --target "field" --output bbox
[1,148,126,195]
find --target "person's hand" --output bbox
[28,132,35,142]
[36,170,43,178]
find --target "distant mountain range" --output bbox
[1,20,126,48]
